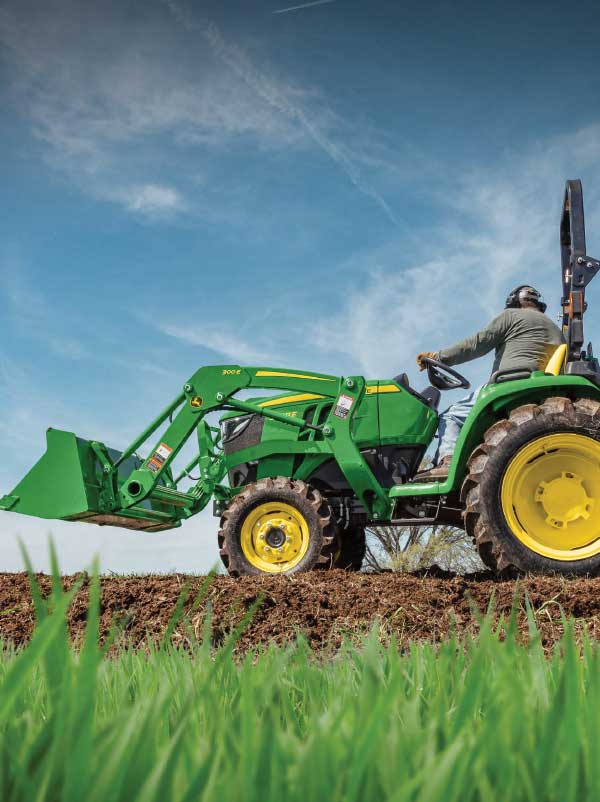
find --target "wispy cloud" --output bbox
[120,124,600,388]
[163,1,397,225]
[0,0,401,225]
[0,0,307,220]
[273,0,336,14]
[306,125,600,382]
[114,184,186,217]
[155,321,284,366]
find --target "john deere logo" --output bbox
[190,396,203,408]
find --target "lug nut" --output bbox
[278,547,283,553]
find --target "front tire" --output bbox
[218,478,335,576]
[462,397,600,575]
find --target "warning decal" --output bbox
[333,393,354,419]
[147,442,173,473]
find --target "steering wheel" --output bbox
[420,357,471,391]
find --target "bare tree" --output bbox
[364,525,485,574]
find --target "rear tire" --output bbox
[461,397,600,575]
[218,478,335,576]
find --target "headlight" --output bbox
[220,415,252,445]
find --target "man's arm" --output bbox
[437,311,512,367]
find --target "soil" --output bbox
[2,570,600,653]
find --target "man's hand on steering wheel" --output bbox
[416,351,438,371]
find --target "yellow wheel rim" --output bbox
[501,433,600,561]
[240,501,310,573]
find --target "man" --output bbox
[414,285,563,481]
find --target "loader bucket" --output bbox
[0,428,180,532]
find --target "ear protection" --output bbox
[505,285,547,313]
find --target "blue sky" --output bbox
[2,0,600,573]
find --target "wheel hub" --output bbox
[535,471,594,529]
[501,433,600,560]
[264,525,286,547]
[240,503,309,572]
[257,516,298,554]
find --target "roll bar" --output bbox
[560,180,600,372]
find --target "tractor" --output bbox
[2,180,600,576]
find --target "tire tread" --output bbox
[461,395,600,575]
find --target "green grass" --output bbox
[1,556,598,801]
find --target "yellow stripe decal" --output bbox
[255,370,336,382]
[365,384,400,395]
[259,393,325,408]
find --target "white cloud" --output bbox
[164,1,397,224]
[0,0,305,219]
[307,125,600,384]
[156,322,283,366]
[273,0,337,13]
[0,0,397,225]
[142,123,600,388]
[116,183,185,217]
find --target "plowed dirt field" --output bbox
[2,571,600,652]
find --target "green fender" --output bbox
[390,373,600,499]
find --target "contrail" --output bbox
[162,0,397,225]
[273,0,336,14]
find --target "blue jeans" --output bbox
[435,387,482,463]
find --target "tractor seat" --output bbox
[490,344,569,384]
[393,373,441,410]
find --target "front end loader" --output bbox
[2,180,600,576]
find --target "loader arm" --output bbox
[1,365,394,531]
[117,365,393,520]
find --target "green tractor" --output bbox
[3,180,600,576]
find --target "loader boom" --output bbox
[117,366,393,520]
[1,366,397,530]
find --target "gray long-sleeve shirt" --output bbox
[438,308,564,377]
